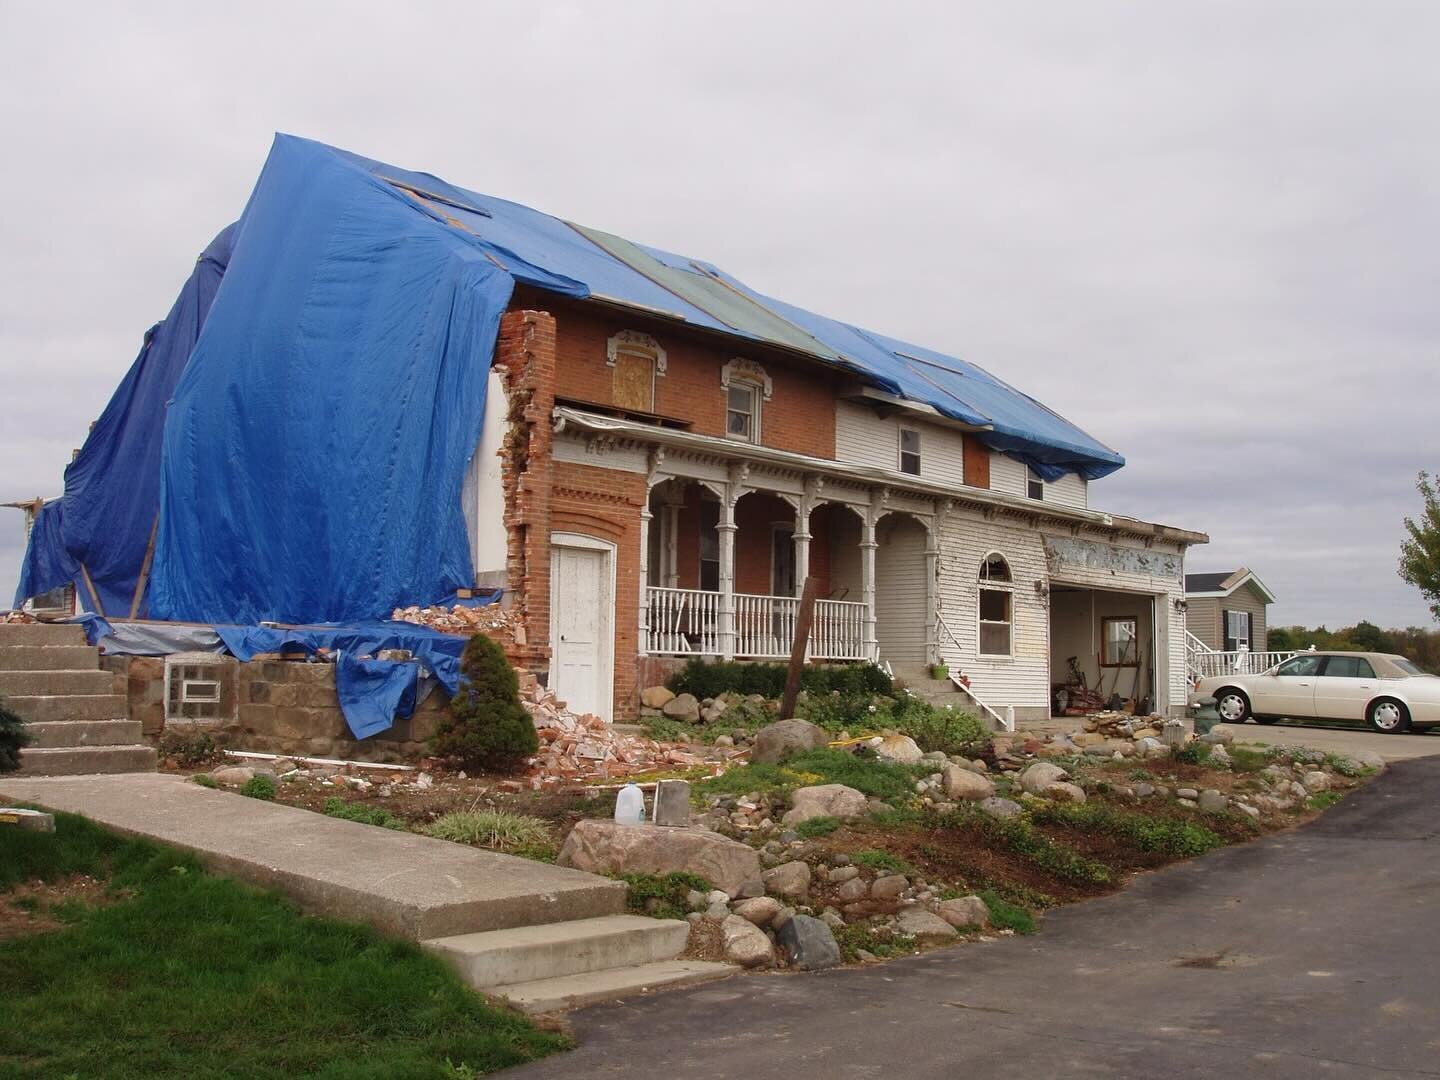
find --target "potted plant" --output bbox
[929,662,949,682]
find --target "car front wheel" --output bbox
[1367,698,1410,734]
[1215,688,1250,723]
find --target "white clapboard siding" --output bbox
[1046,472,1088,510]
[874,514,930,665]
[934,511,1051,709]
[835,402,967,487]
[988,452,1088,510]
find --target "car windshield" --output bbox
[1391,657,1428,676]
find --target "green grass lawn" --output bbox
[0,810,567,1079]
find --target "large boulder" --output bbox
[557,820,761,896]
[942,765,996,801]
[752,719,830,764]
[979,796,1023,819]
[872,734,923,765]
[1046,782,1087,804]
[640,685,676,709]
[762,860,812,901]
[782,783,869,825]
[720,914,775,968]
[776,913,842,970]
[895,908,959,944]
[936,895,991,930]
[662,693,701,722]
[732,896,783,927]
[1019,762,1070,796]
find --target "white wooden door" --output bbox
[550,543,610,721]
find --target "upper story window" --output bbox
[1026,466,1044,501]
[720,358,772,444]
[978,552,1013,657]
[606,331,667,413]
[899,428,921,475]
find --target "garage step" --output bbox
[25,719,144,748]
[4,695,129,723]
[0,623,87,648]
[491,960,738,1014]
[18,745,159,776]
[0,669,116,696]
[0,645,100,671]
[423,915,691,990]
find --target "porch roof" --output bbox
[554,406,1208,547]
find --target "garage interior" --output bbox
[1049,586,1157,716]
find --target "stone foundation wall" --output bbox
[105,655,449,763]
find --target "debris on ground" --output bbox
[390,603,518,636]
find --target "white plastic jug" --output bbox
[614,783,645,825]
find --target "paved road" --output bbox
[513,757,1440,1079]
[1216,720,1440,762]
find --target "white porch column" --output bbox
[661,500,681,587]
[638,503,652,656]
[860,511,879,663]
[924,524,939,667]
[718,488,739,660]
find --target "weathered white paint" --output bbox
[834,402,967,487]
[549,534,615,723]
[988,451,1088,510]
[463,368,512,579]
[874,513,930,665]
[552,429,650,474]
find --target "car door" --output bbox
[1251,654,1324,718]
[1311,655,1377,722]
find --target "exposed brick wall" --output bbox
[734,491,794,595]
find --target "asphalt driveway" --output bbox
[512,757,1440,1079]
[1217,720,1440,762]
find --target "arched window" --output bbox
[978,553,1013,656]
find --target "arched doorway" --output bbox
[874,512,930,668]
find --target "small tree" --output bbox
[430,634,538,772]
[0,696,32,773]
[1400,470,1440,621]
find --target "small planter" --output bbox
[929,663,950,682]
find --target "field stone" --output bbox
[872,734,924,765]
[936,895,992,930]
[720,914,775,968]
[762,860,812,900]
[640,685,676,709]
[210,765,255,785]
[828,865,861,883]
[870,874,909,899]
[556,819,762,896]
[1301,771,1332,792]
[751,719,830,765]
[979,796,1023,819]
[782,783,869,825]
[1176,788,1200,801]
[942,765,996,801]
[834,877,869,903]
[662,693,701,722]
[735,878,766,899]
[776,913,842,970]
[1046,782,1087,804]
[732,896,783,927]
[1019,762,1069,795]
[895,908,959,944]
[1198,789,1230,813]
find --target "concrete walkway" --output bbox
[0,772,624,939]
[513,756,1440,1079]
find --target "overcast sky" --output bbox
[2,2,1436,628]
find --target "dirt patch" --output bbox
[0,874,114,942]
[680,916,726,963]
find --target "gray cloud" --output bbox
[2,1,1437,628]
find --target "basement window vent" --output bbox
[165,655,225,721]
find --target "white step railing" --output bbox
[1189,647,1299,680]
[812,599,868,660]
[933,612,1013,732]
[646,587,721,655]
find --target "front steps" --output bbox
[422,913,734,1012]
[1,623,156,776]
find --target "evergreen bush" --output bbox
[431,634,538,771]
[665,658,891,700]
[0,696,31,773]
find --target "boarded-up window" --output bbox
[606,331,666,412]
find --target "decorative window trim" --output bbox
[724,381,762,443]
[605,330,667,375]
[979,551,1012,584]
[720,357,772,401]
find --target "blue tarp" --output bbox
[12,501,79,605]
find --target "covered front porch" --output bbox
[639,473,937,666]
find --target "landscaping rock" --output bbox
[1302,771,1331,793]
[1019,762,1069,796]
[1350,750,1385,771]
[1176,788,1200,800]
[772,905,796,931]
[1134,783,1156,798]
[776,913,842,970]
[720,914,775,968]
[872,734,924,765]
[820,907,847,930]
[735,878,766,899]
[1046,782,1087,804]
[1198,789,1230,813]
[732,896,783,927]
[640,685,676,709]
[895,908,959,943]
[662,693,701,722]
[834,877,869,903]
[979,796,1023,819]
[942,765,996,801]
[557,820,762,896]
[752,719,830,765]
[1134,737,1165,757]
[870,874,909,899]
[1198,728,1235,745]
[828,865,861,883]
[762,860,812,900]
[1208,745,1232,768]
[936,895,991,930]
[782,783,869,825]
[210,766,256,785]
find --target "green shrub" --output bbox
[431,634,538,771]
[944,807,1112,886]
[1033,803,1224,859]
[833,921,918,961]
[891,700,987,755]
[424,810,556,860]
[695,747,925,806]
[850,848,916,876]
[980,889,1036,934]
[158,730,218,767]
[1324,753,1370,778]
[0,696,32,773]
[1307,791,1344,811]
[1172,741,1212,766]
[1227,746,1271,773]
[323,797,408,831]
[618,871,712,919]
[190,774,218,789]
[666,659,892,700]
[239,775,276,801]
[795,815,842,839]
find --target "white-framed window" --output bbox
[1102,616,1139,667]
[978,553,1014,656]
[1026,467,1044,501]
[899,428,922,475]
[165,654,226,722]
[1225,609,1250,651]
[725,382,760,442]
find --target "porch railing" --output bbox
[811,599,868,660]
[646,586,721,656]
[1188,647,1298,681]
[735,592,798,659]
[644,587,868,661]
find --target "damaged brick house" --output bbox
[11,135,1206,760]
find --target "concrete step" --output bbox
[18,745,158,776]
[0,623,87,647]
[0,669,116,696]
[5,694,128,722]
[25,719,144,748]
[0,645,100,672]
[492,960,738,1014]
[423,915,691,990]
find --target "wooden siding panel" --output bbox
[989,451,1087,509]
[834,402,967,487]
[875,514,930,665]
[1185,597,1222,651]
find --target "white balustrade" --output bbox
[812,599,868,660]
[645,587,720,656]
[645,588,867,660]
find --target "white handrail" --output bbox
[933,613,1013,732]
[646,588,866,660]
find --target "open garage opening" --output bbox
[1049,586,1159,717]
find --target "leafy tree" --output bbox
[1348,620,1395,653]
[1400,470,1440,621]
[0,696,31,773]
[431,634,538,771]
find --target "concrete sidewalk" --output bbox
[0,772,625,939]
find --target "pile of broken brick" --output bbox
[1,610,37,624]
[390,602,519,637]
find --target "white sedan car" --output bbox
[1194,651,1440,734]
